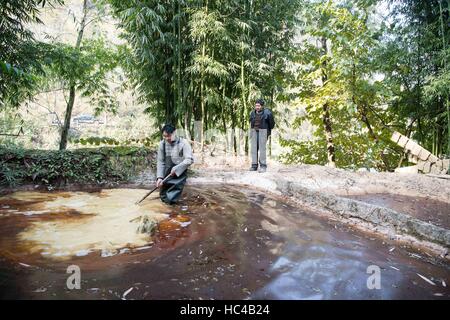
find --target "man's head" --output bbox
[161,124,176,143]
[255,99,265,112]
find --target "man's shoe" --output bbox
[258,167,267,173]
[249,167,257,171]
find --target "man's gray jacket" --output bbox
[156,137,194,179]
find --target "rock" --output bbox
[417,160,426,172]
[442,159,450,172]
[136,215,157,235]
[391,131,401,144]
[429,163,441,175]
[428,154,439,163]
[397,135,409,148]
[405,140,419,153]
[101,248,118,257]
[410,143,423,157]
[418,149,431,161]
[395,165,418,174]
[407,153,419,164]
[423,161,432,173]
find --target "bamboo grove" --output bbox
[1,0,449,169]
[108,0,299,147]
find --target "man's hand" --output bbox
[156,178,163,188]
[170,168,177,177]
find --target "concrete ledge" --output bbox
[275,178,450,248]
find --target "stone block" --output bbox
[397,135,409,148]
[391,131,401,144]
[395,165,418,174]
[418,149,431,161]
[423,161,432,173]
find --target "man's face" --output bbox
[163,130,175,143]
[255,103,262,112]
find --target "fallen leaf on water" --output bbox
[416,273,436,286]
[389,266,400,271]
[242,288,251,295]
[19,262,31,268]
[122,287,134,300]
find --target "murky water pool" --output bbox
[0,185,448,299]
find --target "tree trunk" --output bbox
[320,37,335,167]
[221,82,229,153]
[59,0,88,150]
[439,0,450,160]
[165,62,174,124]
[231,96,238,155]
[199,0,208,154]
[322,102,336,167]
[240,48,247,156]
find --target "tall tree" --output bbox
[59,0,89,150]
[281,0,396,169]
[109,0,299,149]
[0,0,63,109]
[381,0,450,157]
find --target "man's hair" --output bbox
[161,124,176,134]
[255,98,265,106]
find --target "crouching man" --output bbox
[156,124,194,204]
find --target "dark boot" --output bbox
[160,172,187,204]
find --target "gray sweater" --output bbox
[156,137,194,178]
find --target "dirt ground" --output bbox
[190,154,450,203]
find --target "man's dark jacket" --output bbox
[250,108,275,136]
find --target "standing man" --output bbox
[249,99,275,172]
[156,124,194,204]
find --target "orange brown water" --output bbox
[0,185,448,299]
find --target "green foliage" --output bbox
[108,0,300,137]
[71,136,156,148]
[280,0,398,169]
[280,0,449,169]
[1,0,448,173]
[378,0,450,157]
[0,0,63,109]
[0,146,156,188]
[39,39,121,115]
